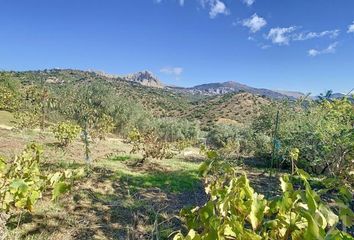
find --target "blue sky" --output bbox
[0,0,353,94]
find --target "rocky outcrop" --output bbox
[121,71,164,88]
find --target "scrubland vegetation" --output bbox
[0,70,353,239]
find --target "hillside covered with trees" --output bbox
[0,70,353,239]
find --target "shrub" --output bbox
[0,86,19,111]
[0,73,21,112]
[0,144,85,226]
[174,159,354,240]
[154,118,200,143]
[90,113,115,140]
[52,121,81,147]
[13,111,40,130]
[252,98,354,177]
[206,124,242,149]
[128,128,173,164]
[217,139,240,159]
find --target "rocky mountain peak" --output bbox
[122,70,164,88]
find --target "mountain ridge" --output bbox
[2,68,351,129]
[170,81,298,100]
[4,68,349,101]
[89,69,296,99]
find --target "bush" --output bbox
[128,128,173,164]
[251,98,354,177]
[206,124,242,149]
[52,121,81,147]
[13,111,40,130]
[174,159,354,240]
[0,73,21,112]
[90,114,115,140]
[0,86,19,111]
[0,143,84,215]
[154,118,200,143]
[217,139,240,159]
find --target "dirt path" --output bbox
[0,124,12,130]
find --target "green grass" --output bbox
[114,169,200,193]
[90,150,203,195]
[1,126,205,239]
[107,154,131,162]
[0,110,14,126]
[164,156,201,171]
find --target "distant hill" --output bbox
[273,90,306,99]
[182,92,270,129]
[92,70,304,100]
[170,81,296,100]
[3,69,194,118]
[3,69,350,129]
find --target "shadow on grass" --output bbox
[9,164,206,240]
[44,142,63,149]
[41,160,85,172]
[73,166,206,239]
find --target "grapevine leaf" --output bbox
[280,175,293,192]
[297,169,311,180]
[249,193,266,230]
[301,211,322,240]
[185,229,201,240]
[49,172,63,186]
[306,188,318,214]
[9,179,28,194]
[318,204,338,227]
[223,224,237,237]
[29,190,41,206]
[199,161,212,177]
[52,181,71,201]
[73,168,86,179]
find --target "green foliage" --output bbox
[59,81,117,139]
[2,70,352,177]
[174,160,354,240]
[0,144,85,214]
[0,73,21,112]
[217,139,240,159]
[128,128,174,163]
[128,119,199,163]
[206,124,255,159]
[174,139,198,152]
[0,86,19,112]
[252,98,354,177]
[90,113,115,140]
[112,98,154,136]
[13,111,40,130]
[207,124,241,149]
[289,148,300,174]
[108,154,131,162]
[115,169,199,193]
[52,121,81,147]
[154,118,200,143]
[12,84,56,130]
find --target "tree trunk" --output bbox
[83,120,91,164]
